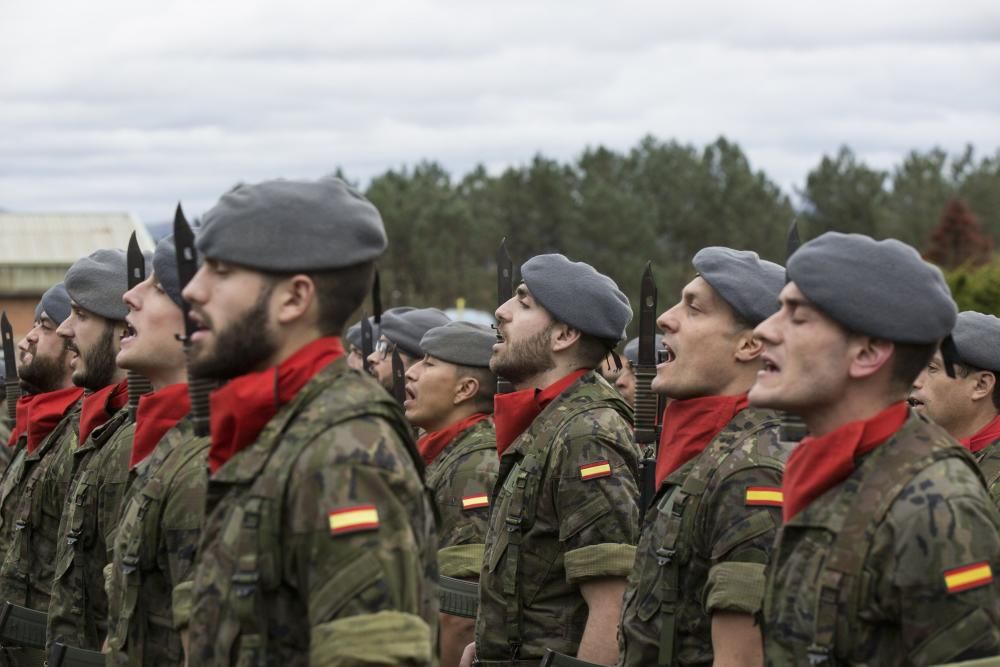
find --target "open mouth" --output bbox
[121,321,138,343]
[404,385,416,401]
[492,324,505,344]
[658,343,676,365]
[761,355,781,374]
[908,396,924,408]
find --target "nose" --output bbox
[123,284,141,312]
[657,304,680,334]
[754,312,780,346]
[181,266,207,305]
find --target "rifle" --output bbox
[390,348,407,406]
[1,312,18,427]
[47,642,104,667]
[495,238,514,394]
[125,232,153,421]
[0,601,46,650]
[634,263,660,522]
[173,205,213,437]
[360,270,383,377]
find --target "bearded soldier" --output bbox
[403,321,499,667]
[185,176,438,666]
[0,250,131,616]
[367,307,450,392]
[911,311,1000,509]
[461,254,639,667]
[751,232,1000,664]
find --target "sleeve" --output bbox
[873,459,1000,664]
[554,409,641,583]
[434,446,500,579]
[286,418,434,667]
[700,466,783,615]
[163,452,209,630]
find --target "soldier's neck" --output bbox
[952,407,1000,442]
[148,365,188,392]
[514,363,587,393]
[421,402,483,434]
[802,389,902,438]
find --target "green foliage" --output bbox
[946,259,1000,315]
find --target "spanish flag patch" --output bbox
[579,461,612,481]
[328,505,380,536]
[745,487,783,507]
[944,561,994,594]
[462,494,490,510]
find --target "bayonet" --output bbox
[634,263,660,520]
[786,219,802,263]
[174,205,212,437]
[496,238,514,394]
[780,219,808,443]
[1,312,18,424]
[125,232,152,421]
[390,348,406,406]
[361,270,383,377]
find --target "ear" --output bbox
[847,337,895,381]
[550,323,582,353]
[733,330,764,363]
[453,375,480,406]
[273,275,317,325]
[970,370,997,403]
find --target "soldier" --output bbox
[184,176,438,665]
[911,311,1000,508]
[0,250,130,614]
[103,234,210,665]
[617,248,788,667]
[460,254,639,667]
[403,321,499,667]
[367,307,450,391]
[599,335,662,407]
[751,232,1000,664]
[0,284,79,558]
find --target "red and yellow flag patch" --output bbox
[328,505,380,536]
[944,561,994,594]
[745,487,783,507]
[462,494,489,510]
[579,460,612,481]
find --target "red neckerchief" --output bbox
[493,369,589,456]
[8,394,35,446]
[783,401,908,522]
[130,383,191,469]
[208,337,344,474]
[655,393,750,487]
[78,380,129,447]
[417,413,491,465]
[23,386,85,453]
[961,414,1000,454]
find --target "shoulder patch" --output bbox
[944,561,993,594]
[328,504,380,535]
[579,460,612,481]
[461,494,489,510]
[745,486,783,507]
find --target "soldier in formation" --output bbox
[0,175,997,667]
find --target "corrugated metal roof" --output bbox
[0,212,154,265]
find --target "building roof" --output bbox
[0,212,154,296]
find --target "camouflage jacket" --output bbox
[975,440,1000,511]
[0,438,29,558]
[618,407,790,667]
[46,409,134,650]
[188,359,439,667]
[426,418,499,579]
[763,412,1000,666]
[0,403,81,610]
[0,439,11,474]
[106,418,210,666]
[475,372,640,664]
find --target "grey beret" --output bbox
[693,247,785,326]
[421,321,497,368]
[623,335,663,366]
[196,176,387,272]
[152,235,184,308]
[952,311,1000,372]
[380,308,451,358]
[788,232,956,343]
[520,254,632,341]
[345,321,364,349]
[64,249,130,321]
[34,283,71,325]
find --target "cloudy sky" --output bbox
[2,0,998,223]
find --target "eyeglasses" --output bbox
[374,339,396,360]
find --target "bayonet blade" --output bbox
[634,263,659,446]
[372,270,383,340]
[126,232,145,290]
[360,314,374,376]
[173,204,198,339]
[786,219,802,262]
[2,312,18,422]
[390,349,406,405]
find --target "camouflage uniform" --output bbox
[105,419,210,666]
[975,440,1000,511]
[763,412,1000,665]
[475,372,640,665]
[46,410,134,649]
[427,418,499,578]
[188,360,439,666]
[0,440,29,559]
[0,403,81,610]
[618,407,790,667]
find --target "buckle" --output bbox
[655,547,675,566]
[806,643,831,666]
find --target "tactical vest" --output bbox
[619,408,785,667]
[192,364,425,665]
[763,413,991,666]
[425,419,494,494]
[108,423,209,666]
[0,443,28,550]
[477,374,632,665]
